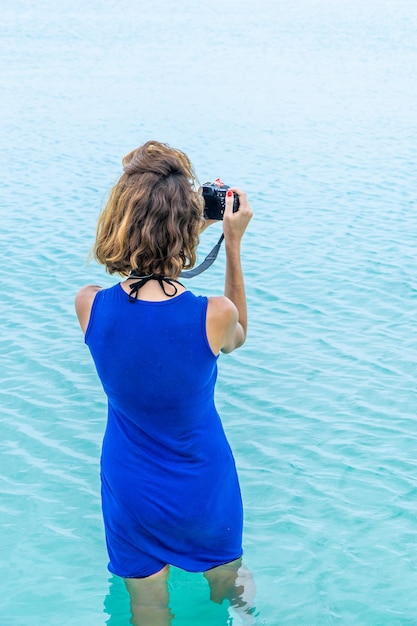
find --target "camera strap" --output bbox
[179,234,224,278]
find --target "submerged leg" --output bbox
[124,565,174,626]
[204,558,256,623]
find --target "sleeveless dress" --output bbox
[84,283,243,578]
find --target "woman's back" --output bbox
[84,282,243,577]
[85,284,220,444]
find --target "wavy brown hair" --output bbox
[93,141,204,277]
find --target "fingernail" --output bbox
[227,190,233,197]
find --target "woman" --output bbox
[75,141,254,624]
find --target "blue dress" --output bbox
[85,284,243,578]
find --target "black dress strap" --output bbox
[127,274,184,302]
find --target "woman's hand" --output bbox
[213,187,253,352]
[222,187,253,245]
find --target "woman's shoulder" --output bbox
[205,296,239,355]
[207,295,238,321]
[75,284,103,310]
[206,295,247,354]
[75,284,103,333]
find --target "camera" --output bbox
[202,179,240,220]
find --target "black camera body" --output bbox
[202,179,240,220]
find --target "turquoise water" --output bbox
[1,0,417,623]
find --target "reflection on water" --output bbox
[104,576,131,625]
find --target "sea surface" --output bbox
[1,0,417,624]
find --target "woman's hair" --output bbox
[93,141,204,277]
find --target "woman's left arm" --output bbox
[200,218,218,233]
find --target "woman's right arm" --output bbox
[206,188,253,354]
[75,285,102,334]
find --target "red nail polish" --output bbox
[227,190,233,197]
